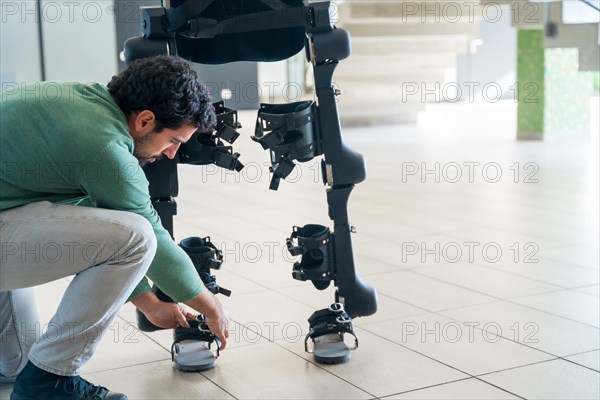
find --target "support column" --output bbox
[517,29,545,140]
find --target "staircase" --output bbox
[332,0,598,125]
[335,1,483,124]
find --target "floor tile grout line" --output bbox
[500,298,600,330]
[88,357,240,400]
[429,312,590,368]
[539,255,600,272]
[405,268,600,329]
[229,315,466,399]
[369,245,598,299]
[372,378,472,400]
[470,376,527,400]
[273,343,379,399]
[85,358,171,376]
[556,354,600,373]
[568,283,600,291]
[375,376,526,400]
[197,373,239,400]
[354,324,486,380]
[442,200,599,231]
[443,206,599,237]
[566,286,600,298]
[347,292,577,367]
[207,319,379,399]
[467,260,599,291]
[561,348,600,357]
[413,261,569,292]
[356,318,560,377]
[430,301,600,365]
[431,223,588,250]
[474,357,561,378]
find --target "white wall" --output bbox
[41,0,118,82]
[1,1,42,85]
[1,1,118,87]
[456,5,517,101]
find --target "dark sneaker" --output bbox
[11,361,127,400]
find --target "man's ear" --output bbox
[135,110,156,132]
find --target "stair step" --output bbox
[338,102,427,125]
[336,1,480,124]
[345,0,483,19]
[350,35,471,54]
[336,53,457,77]
[335,71,446,87]
[343,20,479,36]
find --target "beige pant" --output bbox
[0,201,156,377]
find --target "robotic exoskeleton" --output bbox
[128,0,377,366]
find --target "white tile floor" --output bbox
[1,100,599,399]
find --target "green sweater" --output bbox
[0,82,203,302]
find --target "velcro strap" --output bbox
[287,224,331,257]
[268,157,295,190]
[186,248,222,271]
[255,113,312,140]
[217,124,240,144]
[286,238,303,256]
[171,315,220,359]
[269,175,282,191]
[167,1,212,31]
[215,150,244,171]
[256,129,285,149]
[272,157,295,179]
[308,319,354,339]
[304,304,359,352]
[181,140,243,171]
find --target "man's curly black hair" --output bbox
[107,55,216,133]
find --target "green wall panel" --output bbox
[517,29,545,137]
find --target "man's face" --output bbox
[133,125,196,166]
[127,110,197,166]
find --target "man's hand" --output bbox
[131,291,196,329]
[184,289,229,350]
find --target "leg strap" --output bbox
[286,224,334,289]
[179,101,243,172]
[179,236,231,297]
[252,101,320,190]
[171,314,221,372]
[305,303,358,353]
[171,315,220,359]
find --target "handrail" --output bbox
[577,0,600,13]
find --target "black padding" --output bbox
[287,224,334,288]
[311,28,352,63]
[171,0,307,63]
[124,36,170,65]
[179,102,243,171]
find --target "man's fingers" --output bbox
[184,311,196,320]
[175,307,190,328]
[218,334,227,350]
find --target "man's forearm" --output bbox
[130,290,159,315]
